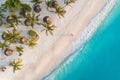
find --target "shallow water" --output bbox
[45,0,120,80]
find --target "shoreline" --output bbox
[32,0,111,80]
[0,0,116,80]
[42,0,116,80]
[19,0,111,80]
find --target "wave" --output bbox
[42,0,116,80]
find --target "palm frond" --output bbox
[3,30,22,44]
[55,6,66,18]
[2,0,22,12]
[45,0,53,7]
[0,42,9,50]
[28,29,40,41]
[7,14,23,25]
[12,59,23,72]
[16,46,23,56]
[28,39,37,48]
[65,0,76,6]
[31,0,43,5]
[24,13,40,28]
[41,23,56,36]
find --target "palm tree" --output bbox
[31,0,43,5]
[6,14,22,25]
[2,0,22,13]
[10,59,23,72]
[28,29,39,41]
[2,31,10,40]
[43,16,52,25]
[51,0,59,8]
[45,0,66,18]
[45,0,53,9]
[65,0,76,6]
[41,16,56,36]
[41,23,56,36]
[24,13,41,28]
[2,29,22,44]
[28,39,37,48]
[42,16,56,36]
[16,46,23,56]
[55,6,66,18]
[4,48,13,56]
[0,42,9,51]
[20,3,32,17]
[45,0,59,13]
[45,0,59,9]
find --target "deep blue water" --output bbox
[46,0,120,80]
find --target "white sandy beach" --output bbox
[0,0,115,80]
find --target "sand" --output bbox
[0,0,112,80]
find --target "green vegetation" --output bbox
[20,3,32,17]
[28,29,39,41]
[28,39,37,48]
[16,46,24,56]
[6,14,22,25]
[11,59,23,72]
[55,6,66,18]
[2,0,22,12]
[2,29,22,44]
[41,23,56,36]
[45,0,66,18]
[65,0,76,6]
[45,0,59,9]
[0,0,76,72]
[24,13,40,28]
[0,42,8,50]
[31,0,43,5]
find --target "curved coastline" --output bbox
[43,0,116,80]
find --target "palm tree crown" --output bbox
[28,29,40,41]
[45,0,59,8]
[65,0,76,6]
[2,0,22,12]
[24,13,40,28]
[41,23,56,36]
[16,46,24,56]
[11,59,23,72]
[55,6,66,18]
[6,14,22,25]
[31,0,43,5]
[20,3,32,17]
[2,29,22,44]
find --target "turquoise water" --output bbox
[46,0,120,80]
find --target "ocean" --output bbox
[44,0,120,80]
